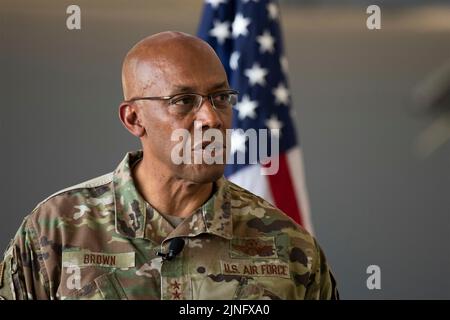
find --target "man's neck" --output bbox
[132,155,213,218]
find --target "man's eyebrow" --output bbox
[171,85,195,93]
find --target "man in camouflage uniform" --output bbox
[0,31,338,300]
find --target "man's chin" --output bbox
[182,164,225,184]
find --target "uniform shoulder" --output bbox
[28,172,114,222]
[226,179,313,240]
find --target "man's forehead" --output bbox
[134,57,228,88]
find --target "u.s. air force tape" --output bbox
[220,260,290,279]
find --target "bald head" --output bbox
[122,31,227,101]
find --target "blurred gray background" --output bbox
[1,0,450,299]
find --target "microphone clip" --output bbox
[157,238,185,261]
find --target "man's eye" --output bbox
[216,93,229,101]
[172,95,196,105]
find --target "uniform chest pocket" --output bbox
[232,277,277,300]
[65,271,128,300]
[61,250,135,300]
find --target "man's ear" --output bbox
[118,102,145,138]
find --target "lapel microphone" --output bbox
[157,238,185,261]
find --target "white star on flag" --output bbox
[272,82,290,105]
[206,0,227,9]
[231,129,247,154]
[232,13,251,38]
[235,95,258,119]
[267,2,279,20]
[266,115,283,137]
[229,51,240,70]
[257,30,275,54]
[244,63,268,86]
[209,20,230,45]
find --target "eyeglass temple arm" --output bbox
[123,96,172,103]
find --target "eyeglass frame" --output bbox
[123,89,239,112]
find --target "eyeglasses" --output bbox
[124,89,239,116]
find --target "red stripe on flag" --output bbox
[265,153,304,226]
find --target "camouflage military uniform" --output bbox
[0,150,338,300]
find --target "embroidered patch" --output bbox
[220,260,290,279]
[62,251,135,268]
[162,276,192,300]
[230,237,278,259]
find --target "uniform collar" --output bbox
[112,150,233,243]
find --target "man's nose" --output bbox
[194,97,223,129]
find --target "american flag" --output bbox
[198,0,313,233]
